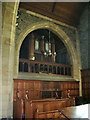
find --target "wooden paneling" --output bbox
[13,79,79,118]
[13,99,25,119]
[14,79,79,100]
[81,70,90,102]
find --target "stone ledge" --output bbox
[16,72,77,81]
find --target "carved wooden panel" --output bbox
[14,79,79,101]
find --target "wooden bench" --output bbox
[25,98,75,118]
[35,110,66,119]
[13,99,25,119]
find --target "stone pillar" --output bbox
[2,2,19,119]
[76,30,82,96]
[0,1,2,118]
[28,33,35,60]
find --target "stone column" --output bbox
[76,30,82,96]
[28,33,35,60]
[0,1,2,118]
[2,2,19,119]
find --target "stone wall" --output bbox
[2,2,83,119]
[16,9,77,49]
[78,3,90,69]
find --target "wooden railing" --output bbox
[19,59,72,76]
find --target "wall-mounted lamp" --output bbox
[16,23,18,26]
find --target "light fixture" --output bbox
[16,23,18,26]
[16,15,19,19]
[30,56,35,60]
[42,30,56,57]
[53,52,56,55]
[43,51,47,56]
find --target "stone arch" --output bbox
[15,21,80,80]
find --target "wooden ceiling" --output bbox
[19,2,87,27]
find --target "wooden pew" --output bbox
[25,98,56,118]
[25,98,75,119]
[13,99,25,119]
[35,110,64,119]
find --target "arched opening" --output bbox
[15,22,80,80]
[19,28,71,76]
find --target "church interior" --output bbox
[1,1,90,119]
